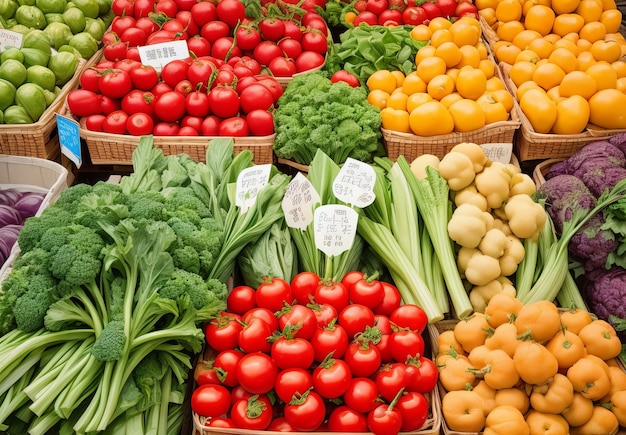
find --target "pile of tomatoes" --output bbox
[65,0,331,137]
[345,0,479,27]
[191,271,438,434]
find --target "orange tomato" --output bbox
[410,24,432,42]
[449,18,481,47]
[402,72,428,95]
[600,9,623,33]
[456,67,487,99]
[409,101,455,136]
[516,80,542,99]
[485,75,507,91]
[509,60,538,87]
[519,88,558,133]
[386,91,409,110]
[512,29,544,50]
[547,47,580,72]
[532,62,567,90]
[489,89,515,112]
[478,59,496,79]
[367,70,398,94]
[559,70,598,99]
[427,74,456,100]
[552,95,591,133]
[524,4,555,35]
[579,21,607,43]
[477,93,511,123]
[367,89,390,109]
[436,41,464,68]
[417,56,448,83]
[552,14,585,36]
[577,50,598,70]
[380,107,411,133]
[616,77,626,92]
[496,0,523,22]
[448,98,487,132]
[476,0,499,10]
[496,20,526,42]
[576,0,603,22]
[429,16,453,31]
[589,39,622,63]
[415,45,437,64]
[547,85,564,101]
[456,45,482,68]
[440,92,464,108]
[344,11,357,25]
[479,8,498,28]
[391,71,405,87]
[611,60,626,78]
[551,0,581,14]
[406,92,435,112]
[527,37,556,59]
[515,49,542,63]
[588,88,626,129]
[430,29,454,47]
[495,42,522,64]
[475,41,489,60]
[586,61,619,90]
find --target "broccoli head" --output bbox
[13,278,57,332]
[17,207,75,253]
[91,320,127,362]
[159,268,211,310]
[161,186,212,218]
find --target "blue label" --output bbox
[56,114,82,168]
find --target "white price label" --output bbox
[138,40,189,71]
[333,158,376,208]
[480,143,513,164]
[0,30,23,52]
[235,164,272,213]
[313,204,358,257]
[282,173,321,230]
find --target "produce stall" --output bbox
[1,0,626,432]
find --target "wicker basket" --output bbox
[79,126,276,165]
[0,54,95,159]
[192,386,442,435]
[531,158,563,187]
[498,62,626,161]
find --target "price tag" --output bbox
[56,114,82,168]
[313,204,358,257]
[138,40,189,71]
[480,143,513,164]
[235,164,272,213]
[0,30,22,52]
[333,158,376,208]
[282,172,321,230]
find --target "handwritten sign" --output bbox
[56,114,82,168]
[0,30,23,52]
[332,158,376,208]
[480,143,513,164]
[138,40,189,71]
[235,164,272,213]
[282,173,321,230]
[313,204,358,256]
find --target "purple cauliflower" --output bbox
[582,165,626,197]
[538,175,618,272]
[564,141,626,175]
[581,266,626,342]
[609,132,626,154]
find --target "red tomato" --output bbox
[238,317,273,353]
[129,65,159,91]
[153,91,186,122]
[236,352,278,394]
[231,394,273,430]
[338,304,376,339]
[242,307,279,331]
[206,417,235,428]
[254,75,284,103]
[201,20,231,43]
[436,0,457,16]
[255,277,293,312]
[187,35,212,57]
[135,16,159,35]
[191,1,217,27]
[239,83,275,113]
[402,6,427,25]
[155,0,178,16]
[111,0,134,16]
[314,281,349,312]
[374,314,393,335]
[212,66,237,88]
[312,358,352,399]
[283,19,303,41]
[405,356,438,393]
[195,361,220,385]
[133,0,155,18]
[295,51,325,72]
[151,82,173,98]
[377,334,394,363]
[277,304,317,340]
[389,330,425,362]
[114,58,142,74]
[353,10,379,25]
[367,402,403,435]
[309,302,338,328]
[111,15,136,37]
[378,8,403,25]
[178,125,199,136]
[84,114,106,131]
[226,285,257,315]
[388,0,406,10]
[365,0,389,14]
[421,1,441,18]
[153,122,180,136]
[103,110,128,134]
[373,282,402,316]
[100,95,120,115]
[278,37,303,59]
[290,271,321,305]
[185,91,210,117]
[187,57,217,90]
[121,89,155,116]
[121,27,147,47]
[207,86,240,118]
[344,340,382,377]
[349,278,385,309]
[79,67,102,93]
[191,384,231,417]
[302,13,327,34]
[67,89,102,117]
[181,115,203,132]
[267,417,296,431]
[160,59,190,88]
[213,349,244,387]
[268,56,297,77]
[331,70,360,87]
[271,335,315,370]
[283,391,326,431]
[231,385,254,403]
[390,304,428,334]
[176,10,199,35]
[274,367,314,403]
[301,30,327,54]
[126,112,154,136]
[396,391,429,431]
[327,406,368,432]
[204,312,243,352]
[211,36,241,60]
[103,41,128,62]
[235,25,262,51]
[375,362,410,402]
[354,0,367,11]
[246,109,274,136]
[456,1,478,17]
[253,40,283,66]
[201,115,221,136]
[310,322,349,362]
[343,377,379,413]
[258,17,285,41]
[216,0,246,29]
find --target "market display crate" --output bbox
[382,108,521,162]
[0,54,96,159]
[0,154,69,279]
[531,158,563,188]
[78,127,277,165]
[498,63,626,161]
[191,386,442,435]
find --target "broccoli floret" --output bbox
[161,186,211,218]
[13,281,56,332]
[167,217,223,277]
[17,207,75,253]
[54,183,95,209]
[91,320,126,362]
[159,269,210,310]
[132,353,167,399]
[206,278,228,303]
[50,226,105,286]
[171,246,201,275]
[128,195,168,222]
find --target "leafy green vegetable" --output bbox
[272,71,383,166]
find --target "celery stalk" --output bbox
[396,157,473,319]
